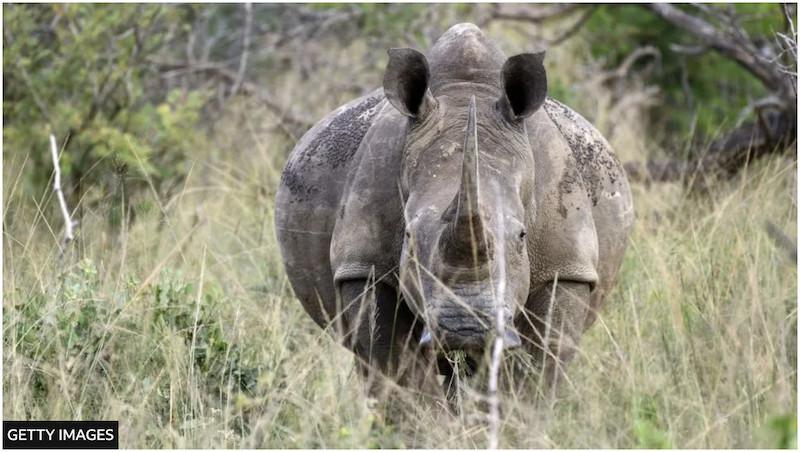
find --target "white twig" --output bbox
[487,188,507,449]
[49,134,76,245]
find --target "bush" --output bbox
[3,4,207,223]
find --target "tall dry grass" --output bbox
[3,29,796,448]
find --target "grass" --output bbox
[3,34,797,449]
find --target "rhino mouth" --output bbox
[421,320,522,382]
[418,317,522,352]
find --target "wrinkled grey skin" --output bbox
[275,24,634,396]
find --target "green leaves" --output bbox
[763,414,797,449]
[4,4,204,217]
[632,394,672,448]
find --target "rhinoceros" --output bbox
[275,23,634,396]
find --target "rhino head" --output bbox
[384,24,547,352]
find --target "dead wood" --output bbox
[624,4,797,186]
[625,107,796,184]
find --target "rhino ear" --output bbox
[499,51,547,121]
[383,48,436,118]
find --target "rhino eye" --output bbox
[519,230,527,239]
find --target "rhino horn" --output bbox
[442,96,491,262]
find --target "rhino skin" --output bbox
[275,23,634,395]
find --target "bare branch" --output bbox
[49,134,77,246]
[622,3,797,189]
[597,46,661,84]
[735,94,784,125]
[646,3,791,97]
[782,3,796,37]
[669,42,710,56]
[547,6,597,46]
[488,3,583,24]
[231,3,253,96]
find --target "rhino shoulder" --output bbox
[330,102,409,288]
[542,98,628,208]
[524,106,599,290]
[279,90,386,203]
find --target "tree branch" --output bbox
[646,3,791,98]
[547,6,597,46]
[597,45,661,83]
[625,4,797,187]
[487,3,583,24]
[231,3,252,96]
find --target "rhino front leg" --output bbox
[517,280,591,397]
[338,280,440,397]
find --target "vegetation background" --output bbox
[3,3,797,448]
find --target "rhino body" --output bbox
[275,24,634,394]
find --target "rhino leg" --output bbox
[338,280,440,397]
[517,280,591,397]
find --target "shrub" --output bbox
[3,4,207,223]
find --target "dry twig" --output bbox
[487,189,507,449]
[49,134,77,246]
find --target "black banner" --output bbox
[3,421,118,449]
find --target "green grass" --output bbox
[3,32,797,448]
